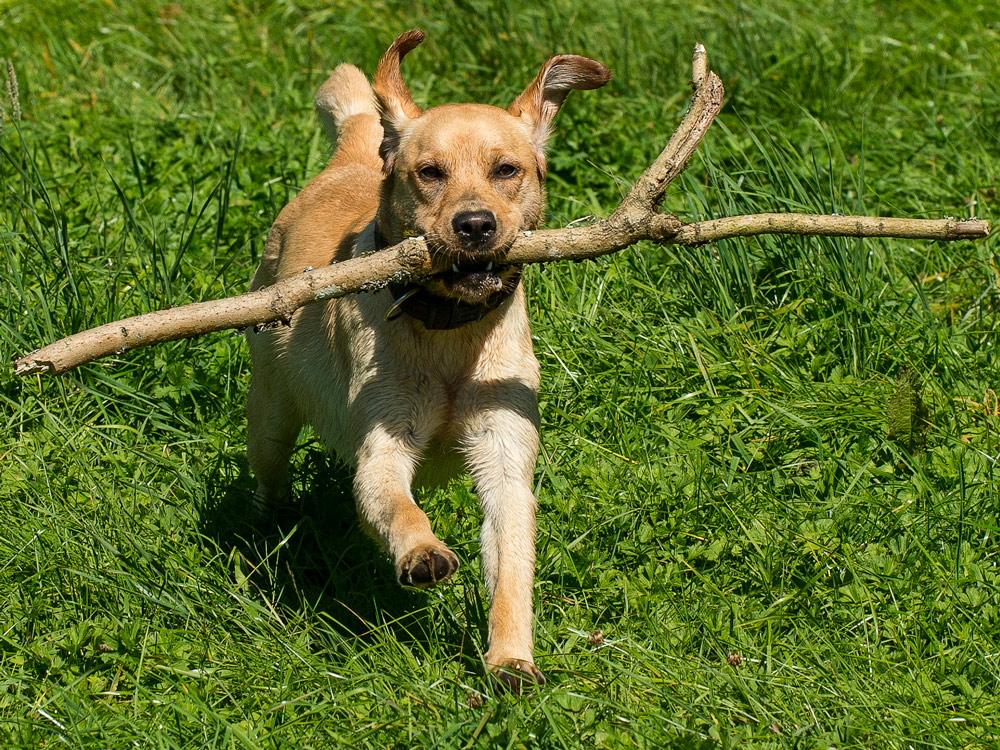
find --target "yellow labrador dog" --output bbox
[246,29,609,689]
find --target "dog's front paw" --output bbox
[397,543,459,588]
[488,658,546,694]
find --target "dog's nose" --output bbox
[452,210,497,247]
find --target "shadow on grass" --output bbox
[198,441,483,673]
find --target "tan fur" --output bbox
[247,30,609,688]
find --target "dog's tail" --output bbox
[314,64,380,145]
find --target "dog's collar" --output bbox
[374,226,522,331]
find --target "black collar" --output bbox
[374,226,522,331]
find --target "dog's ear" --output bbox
[508,55,610,178]
[373,29,426,176]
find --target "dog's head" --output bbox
[373,30,610,304]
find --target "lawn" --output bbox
[2,0,999,747]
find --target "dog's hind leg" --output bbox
[246,367,302,516]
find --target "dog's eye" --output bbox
[417,165,444,181]
[494,163,520,179]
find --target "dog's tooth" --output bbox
[452,264,461,273]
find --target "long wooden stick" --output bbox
[13,44,990,377]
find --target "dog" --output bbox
[246,29,609,689]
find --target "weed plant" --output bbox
[1,1,999,747]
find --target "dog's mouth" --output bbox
[443,259,505,282]
[433,259,512,302]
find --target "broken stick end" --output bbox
[691,44,708,89]
[13,357,53,377]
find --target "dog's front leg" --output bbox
[353,421,460,589]
[457,385,545,689]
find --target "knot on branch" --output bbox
[395,237,434,274]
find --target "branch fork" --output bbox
[13,44,990,377]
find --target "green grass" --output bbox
[2,0,999,747]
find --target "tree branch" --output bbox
[13,44,990,377]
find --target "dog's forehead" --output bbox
[403,104,534,158]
